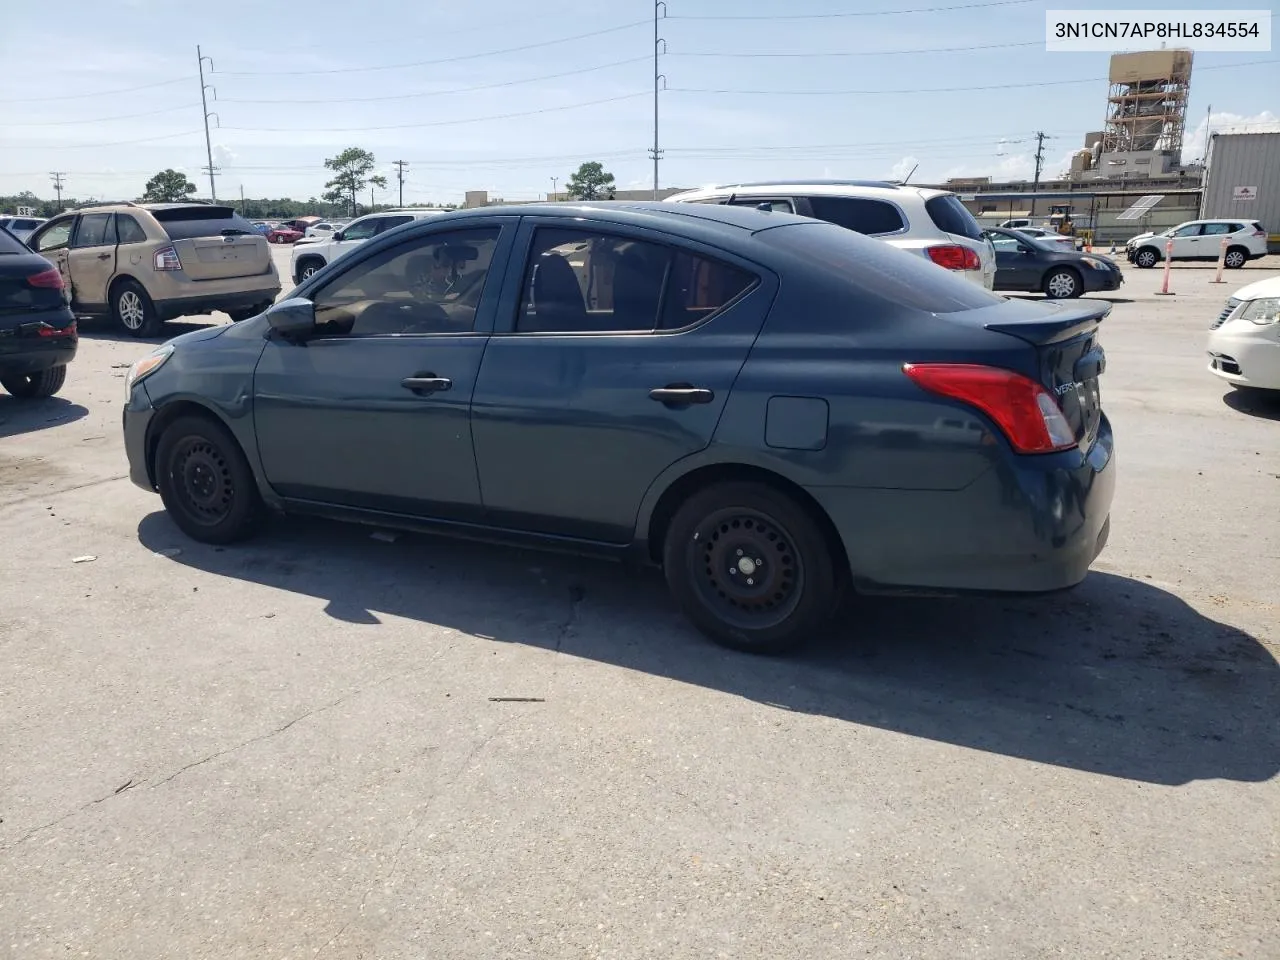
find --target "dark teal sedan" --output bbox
[122,202,1114,654]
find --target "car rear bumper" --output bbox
[810,414,1116,594]
[0,309,78,376]
[155,288,280,321]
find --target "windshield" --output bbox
[152,206,258,239]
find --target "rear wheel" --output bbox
[155,414,263,544]
[1134,248,1159,269]
[662,482,838,655]
[1224,247,1248,269]
[1043,268,1082,299]
[112,279,163,337]
[1,365,67,398]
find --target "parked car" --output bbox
[305,221,340,238]
[986,227,1122,299]
[291,210,448,283]
[280,216,322,234]
[267,224,304,244]
[26,201,281,337]
[0,216,48,244]
[123,201,1114,654]
[1207,273,1280,394]
[1127,219,1268,269]
[667,181,996,289]
[0,224,77,398]
[1012,227,1077,251]
[999,218,1034,229]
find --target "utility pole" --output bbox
[197,45,219,201]
[239,183,245,215]
[393,160,407,207]
[49,172,66,210]
[370,183,376,214]
[550,176,557,201]
[650,1,666,199]
[1030,130,1047,218]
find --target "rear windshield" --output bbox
[925,194,984,242]
[152,206,258,240]
[0,227,28,254]
[762,221,1003,314]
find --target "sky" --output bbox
[1,0,1276,205]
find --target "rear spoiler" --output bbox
[984,299,1110,346]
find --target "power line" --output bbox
[217,56,651,105]
[215,20,650,77]
[670,40,1041,58]
[669,0,1037,19]
[0,76,194,104]
[4,105,196,127]
[10,129,206,150]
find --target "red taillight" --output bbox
[154,245,182,271]
[925,245,982,271]
[1254,228,1266,237]
[26,267,64,290]
[903,363,1076,454]
[36,320,76,338]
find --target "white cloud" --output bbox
[1184,110,1280,162]
[212,143,238,168]
[888,155,920,181]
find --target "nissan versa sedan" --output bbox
[122,202,1115,654]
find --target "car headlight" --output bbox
[1240,298,1280,325]
[125,344,173,398]
[1079,256,1106,270]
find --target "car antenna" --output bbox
[901,163,918,184]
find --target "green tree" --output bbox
[564,161,616,200]
[141,169,197,202]
[322,147,386,217]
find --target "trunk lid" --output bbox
[984,298,1108,445]
[152,205,274,281]
[0,254,66,320]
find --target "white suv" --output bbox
[291,210,448,283]
[1127,219,1268,269]
[667,180,996,289]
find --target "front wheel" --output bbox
[296,259,323,283]
[1224,247,1248,269]
[155,415,264,544]
[1,365,67,398]
[1043,268,1081,299]
[1134,248,1159,269]
[662,482,838,655]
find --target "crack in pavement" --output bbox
[0,473,130,511]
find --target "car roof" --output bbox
[415,200,813,236]
[669,180,951,200]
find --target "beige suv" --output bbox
[27,201,280,337]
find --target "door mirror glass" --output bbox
[331,231,344,242]
[265,298,316,338]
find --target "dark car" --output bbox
[0,225,77,398]
[122,202,1114,654]
[986,226,1123,299]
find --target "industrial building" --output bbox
[1200,131,1280,243]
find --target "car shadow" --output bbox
[0,396,88,438]
[136,511,1279,787]
[1005,295,1135,305]
[1222,387,1280,421]
[75,317,223,343]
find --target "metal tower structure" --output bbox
[1101,49,1193,156]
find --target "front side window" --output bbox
[34,218,74,252]
[516,227,756,334]
[339,218,382,241]
[312,227,501,337]
[73,213,113,248]
[805,196,906,235]
[1172,224,1203,238]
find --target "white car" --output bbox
[304,221,340,238]
[667,180,996,289]
[291,210,448,283]
[1207,274,1280,393]
[0,215,47,243]
[1013,227,1077,251]
[1127,219,1268,269]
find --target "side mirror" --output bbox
[332,231,344,242]
[265,298,316,339]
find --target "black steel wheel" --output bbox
[155,415,263,544]
[663,481,838,654]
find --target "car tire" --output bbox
[155,414,264,544]
[112,279,163,337]
[662,481,838,655]
[1224,246,1248,269]
[296,259,324,283]
[1043,268,1082,299]
[1,364,67,399]
[1134,248,1160,269]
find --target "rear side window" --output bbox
[925,194,983,241]
[151,205,258,240]
[377,215,413,233]
[762,221,1001,314]
[116,215,147,244]
[804,196,906,235]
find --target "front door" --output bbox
[65,212,117,309]
[470,219,773,543]
[252,223,513,519]
[27,215,77,289]
[1168,223,1204,258]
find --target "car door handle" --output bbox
[649,385,714,405]
[400,375,452,395]
[96,252,111,260]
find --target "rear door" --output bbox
[469,218,772,542]
[152,206,273,281]
[65,212,116,308]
